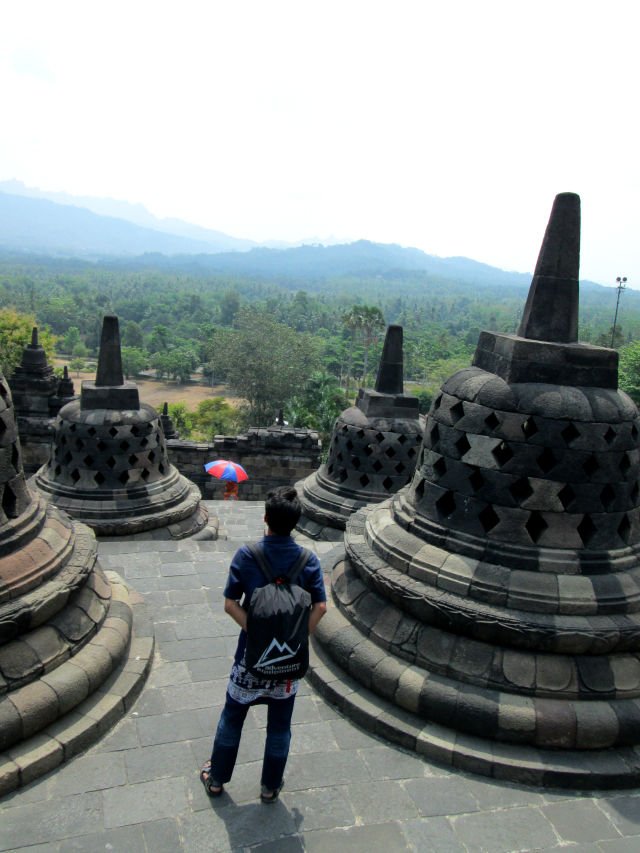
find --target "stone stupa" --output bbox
[310,193,640,787]
[33,315,211,538]
[297,325,422,540]
[0,366,153,796]
[8,328,76,475]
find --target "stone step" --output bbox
[0,522,98,647]
[0,573,154,796]
[0,564,112,694]
[307,605,640,789]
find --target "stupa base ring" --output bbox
[308,596,640,790]
[309,607,640,789]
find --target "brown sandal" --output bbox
[260,780,284,803]
[200,761,224,797]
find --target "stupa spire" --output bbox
[82,314,138,410]
[517,192,580,343]
[375,325,404,395]
[31,327,38,347]
[95,314,124,387]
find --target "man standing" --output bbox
[201,486,327,802]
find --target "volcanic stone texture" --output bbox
[313,363,640,785]
[297,398,423,540]
[8,329,76,476]
[405,368,640,568]
[34,400,208,538]
[298,324,422,540]
[311,194,640,786]
[0,367,153,792]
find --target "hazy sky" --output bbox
[1,1,637,286]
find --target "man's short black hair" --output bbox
[265,486,301,536]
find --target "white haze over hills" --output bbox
[0,180,346,253]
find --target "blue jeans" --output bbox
[209,692,296,790]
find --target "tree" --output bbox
[69,357,86,376]
[72,341,89,359]
[0,309,57,377]
[167,402,194,436]
[219,291,241,326]
[596,326,625,349]
[62,326,81,354]
[191,398,240,440]
[148,324,171,353]
[286,371,348,445]
[342,306,364,399]
[342,304,385,393]
[123,321,145,349]
[619,341,640,403]
[358,305,385,385]
[165,347,199,384]
[121,347,148,379]
[215,307,321,425]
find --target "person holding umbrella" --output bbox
[204,459,248,500]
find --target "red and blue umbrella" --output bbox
[204,459,249,483]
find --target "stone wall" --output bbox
[167,426,322,500]
[18,418,322,501]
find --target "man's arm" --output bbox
[224,597,247,632]
[309,601,327,634]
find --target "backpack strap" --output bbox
[247,543,311,585]
[247,543,274,582]
[287,547,312,585]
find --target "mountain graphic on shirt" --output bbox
[256,638,301,668]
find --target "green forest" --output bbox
[2,251,640,440]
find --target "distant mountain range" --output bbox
[0,182,608,293]
[0,184,254,255]
[0,180,344,253]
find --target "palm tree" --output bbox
[359,306,385,386]
[342,306,365,399]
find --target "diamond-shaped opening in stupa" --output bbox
[1,483,17,518]
[577,514,597,546]
[433,457,447,478]
[469,469,485,492]
[510,477,534,504]
[493,441,514,468]
[561,423,581,445]
[537,448,557,474]
[449,401,465,423]
[526,510,548,543]
[558,484,576,510]
[435,490,456,518]
[479,504,500,533]
[600,484,616,511]
[583,455,599,477]
[618,514,632,544]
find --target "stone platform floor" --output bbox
[2,501,640,851]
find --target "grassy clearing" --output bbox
[55,360,244,409]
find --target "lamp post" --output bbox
[611,276,628,348]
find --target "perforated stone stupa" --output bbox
[297,325,422,540]
[9,328,76,475]
[33,315,210,538]
[0,366,152,795]
[310,194,640,787]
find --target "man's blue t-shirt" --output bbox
[224,535,326,665]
